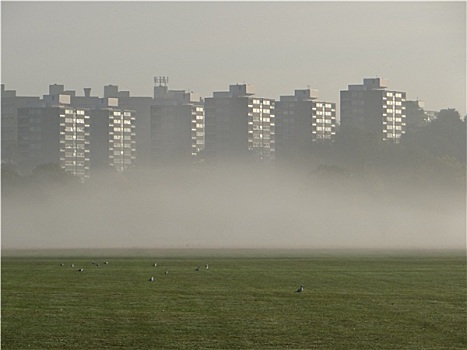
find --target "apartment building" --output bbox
[150,78,205,165]
[1,85,42,165]
[104,84,154,165]
[61,86,137,173]
[204,84,275,162]
[275,88,336,158]
[86,98,136,173]
[17,87,90,180]
[340,78,406,143]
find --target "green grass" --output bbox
[2,251,466,349]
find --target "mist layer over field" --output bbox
[2,164,465,250]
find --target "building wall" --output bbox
[150,82,205,165]
[118,96,153,166]
[275,89,336,159]
[311,101,336,141]
[1,89,19,164]
[248,98,275,161]
[192,105,205,156]
[340,78,406,143]
[204,85,275,162]
[17,106,90,180]
[59,107,90,180]
[1,86,42,164]
[150,104,194,164]
[108,109,136,172]
[88,108,136,173]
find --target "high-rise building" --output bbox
[1,85,42,165]
[104,84,154,166]
[87,98,137,173]
[275,88,336,158]
[17,86,91,180]
[69,87,137,173]
[340,78,406,143]
[150,77,205,165]
[14,84,137,180]
[204,84,275,162]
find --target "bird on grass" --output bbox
[149,276,154,282]
[77,268,84,272]
[205,264,209,270]
[195,266,200,271]
[165,270,169,275]
[295,285,304,293]
[153,263,157,267]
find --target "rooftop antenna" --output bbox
[154,76,169,87]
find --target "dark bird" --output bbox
[295,285,304,293]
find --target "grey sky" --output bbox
[1,1,466,115]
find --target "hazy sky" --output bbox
[1,1,466,115]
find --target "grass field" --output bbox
[1,250,466,349]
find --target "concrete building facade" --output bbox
[87,98,137,173]
[275,88,336,158]
[204,84,275,162]
[340,78,406,143]
[17,87,91,180]
[104,84,154,166]
[150,78,205,164]
[1,85,42,165]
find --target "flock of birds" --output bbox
[60,260,304,293]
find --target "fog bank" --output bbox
[2,165,465,250]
